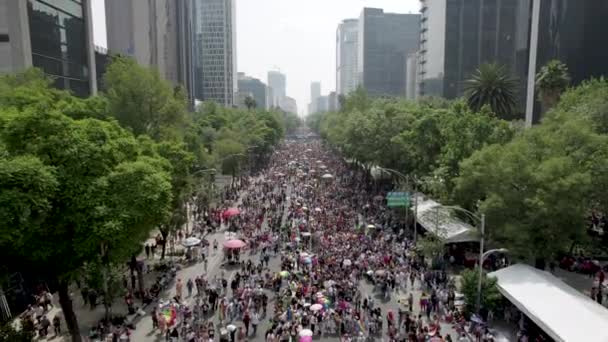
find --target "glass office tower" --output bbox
[27,0,93,97]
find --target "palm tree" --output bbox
[535,59,571,112]
[464,63,518,119]
[244,96,257,110]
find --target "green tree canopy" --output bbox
[536,59,571,112]
[103,56,187,140]
[459,268,502,316]
[465,63,519,119]
[0,104,172,340]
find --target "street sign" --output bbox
[386,191,409,207]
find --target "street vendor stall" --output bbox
[411,194,478,244]
[490,264,608,342]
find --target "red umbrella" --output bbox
[223,239,246,249]
[222,207,240,219]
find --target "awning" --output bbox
[489,264,608,342]
[411,194,478,243]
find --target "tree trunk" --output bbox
[568,242,576,254]
[137,263,145,301]
[160,236,167,260]
[57,280,82,342]
[534,257,546,270]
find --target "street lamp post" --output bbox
[430,205,491,313]
[476,246,508,313]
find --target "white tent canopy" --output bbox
[411,194,478,243]
[489,264,608,342]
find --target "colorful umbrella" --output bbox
[222,207,240,218]
[182,237,201,247]
[310,304,323,311]
[223,239,246,249]
[161,306,177,326]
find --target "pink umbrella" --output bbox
[299,336,312,342]
[222,207,240,219]
[223,239,246,249]
[310,304,323,311]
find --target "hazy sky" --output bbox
[90,0,420,115]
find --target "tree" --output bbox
[416,235,445,268]
[536,59,571,113]
[0,322,34,342]
[103,56,186,140]
[0,109,172,341]
[154,142,195,259]
[459,268,502,316]
[454,118,600,269]
[214,138,246,180]
[464,63,518,119]
[244,96,257,110]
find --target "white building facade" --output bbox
[192,0,237,106]
[336,18,358,95]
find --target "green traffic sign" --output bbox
[386,191,410,207]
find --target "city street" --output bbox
[124,140,463,341]
[41,139,463,341]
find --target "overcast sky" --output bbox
[91,0,420,115]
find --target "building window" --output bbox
[27,0,89,97]
[0,34,8,42]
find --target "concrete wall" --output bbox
[0,0,32,73]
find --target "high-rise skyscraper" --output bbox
[267,70,286,107]
[279,96,297,115]
[336,19,359,95]
[105,0,194,106]
[405,52,419,99]
[192,0,237,107]
[105,1,163,72]
[237,72,267,110]
[418,0,529,101]
[358,8,420,97]
[309,82,321,113]
[0,0,97,97]
[525,0,608,125]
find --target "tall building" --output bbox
[192,0,237,106]
[405,52,419,99]
[328,91,339,112]
[525,0,608,125]
[105,1,161,72]
[170,0,195,107]
[0,0,97,97]
[309,81,321,114]
[105,0,195,106]
[336,18,359,95]
[266,87,275,110]
[315,96,329,113]
[267,70,286,107]
[237,72,267,109]
[418,0,529,101]
[94,45,110,92]
[279,96,297,114]
[358,8,420,97]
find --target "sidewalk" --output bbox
[31,180,255,341]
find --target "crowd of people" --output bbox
[144,139,474,342]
